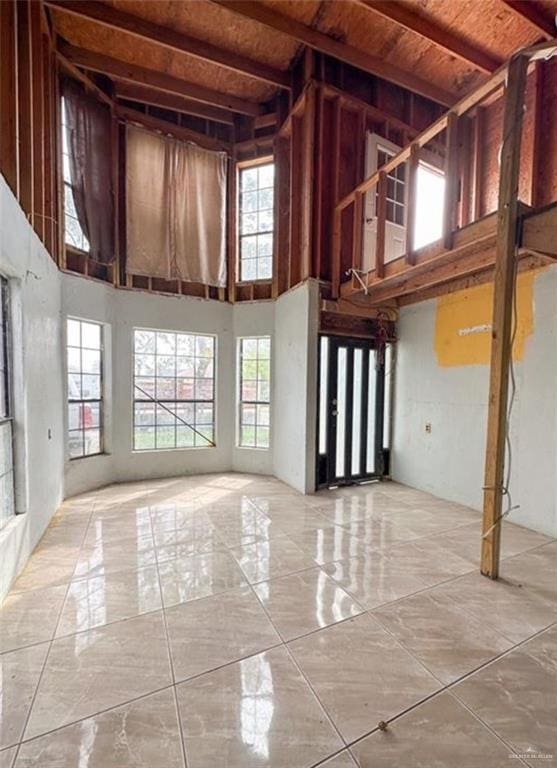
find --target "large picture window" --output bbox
[238,160,274,282]
[238,337,271,449]
[67,318,103,459]
[133,329,215,451]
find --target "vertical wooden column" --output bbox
[375,169,387,279]
[481,54,529,580]
[330,97,341,298]
[443,112,460,248]
[300,84,315,281]
[17,0,34,218]
[30,0,45,242]
[472,107,484,221]
[0,0,19,197]
[405,144,419,265]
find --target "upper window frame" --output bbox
[236,156,275,284]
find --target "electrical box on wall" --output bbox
[425,422,432,434]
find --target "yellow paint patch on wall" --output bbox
[434,271,538,367]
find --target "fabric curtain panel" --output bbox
[62,78,115,263]
[125,125,227,287]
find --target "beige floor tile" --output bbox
[158,550,246,607]
[56,565,162,637]
[152,522,220,551]
[176,646,343,768]
[501,540,557,597]
[288,614,439,742]
[263,508,336,536]
[15,689,184,768]
[166,585,280,681]
[323,552,429,610]
[25,611,172,739]
[373,590,512,683]
[0,747,16,768]
[11,547,81,593]
[436,569,556,644]
[230,536,316,584]
[453,625,557,760]
[0,584,67,653]
[339,517,416,550]
[352,692,512,767]
[287,526,373,566]
[73,533,157,579]
[253,567,363,641]
[0,644,48,750]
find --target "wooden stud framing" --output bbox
[472,107,484,221]
[375,169,387,279]
[115,82,235,126]
[405,144,419,265]
[481,53,529,579]
[443,112,460,249]
[17,0,34,218]
[0,0,19,197]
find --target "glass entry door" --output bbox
[317,336,387,488]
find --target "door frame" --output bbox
[316,334,386,489]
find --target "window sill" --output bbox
[69,452,106,462]
[131,446,216,454]
[236,445,270,452]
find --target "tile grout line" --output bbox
[9,499,98,766]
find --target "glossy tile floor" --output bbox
[1,473,556,767]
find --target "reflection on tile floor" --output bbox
[0,473,555,767]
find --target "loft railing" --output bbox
[331,38,557,300]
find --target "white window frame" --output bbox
[132,328,217,452]
[66,317,104,460]
[237,336,271,450]
[237,157,275,283]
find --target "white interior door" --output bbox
[363,133,407,272]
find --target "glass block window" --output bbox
[61,98,90,252]
[377,148,406,226]
[133,329,215,451]
[67,318,103,459]
[238,161,274,282]
[238,336,270,449]
[0,276,15,530]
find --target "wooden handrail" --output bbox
[331,37,557,299]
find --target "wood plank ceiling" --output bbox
[46,0,557,117]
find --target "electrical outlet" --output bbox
[425,422,432,434]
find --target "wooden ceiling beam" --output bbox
[500,1,555,39]
[353,0,501,73]
[114,82,235,125]
[210,0,455,105]
[58,40,262,116]
[45,0,290,90]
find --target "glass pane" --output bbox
[366,351,378,474]
[68,402,82,430]
[176,425,194,447]
[67,318,81,347]
[67,347,81,373]
[156,332,176,355]
[83,428,101,456]
[156,425,176,449]
[134,330,155,354]
[335,347,347,479]
[351,349,362,476]
[194,425,213,447]
[414,164,445,249]
[256,426,269,448]
[318,337,328,455]
[68,430,84,459]
[176,333,195,356]
[81,322,101,350]
[156,355,176,377]
[135,427,155,451]
[0,468,15,530]
[135,402,155,426]
[68,373,82,399]
[82,374,100,400]
[82,349,101,374]
[383,343,393,449]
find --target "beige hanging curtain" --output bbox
[125,125,227,286]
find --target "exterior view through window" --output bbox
[61,98,90,252]
[67,318,103,458]
[238,160,274,282]
[133,329,215,451]
[238,336,271,448]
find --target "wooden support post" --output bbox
[331,207,341,299]
[443,111,460,249]
[530,61,544,208]
[481,54,529,580]
[351,191,363,289]
[17,0,34,219]
[274,136,290,298]
[405,144,419,265]
[376,169,387,279]
[30,1,45,242]
[472,107,484,221]
[300,85,315,280]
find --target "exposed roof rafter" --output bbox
[115,82,236,126]
[500,0,556,39]
[353,0,501,73]
[45,0,290,90]
[58,40,262,116]
[209,0,456,105]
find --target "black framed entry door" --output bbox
[317,335,386,488]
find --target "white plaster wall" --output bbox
[393,266,557,537]
[0,176,65,599]
[232,300,275,476]
[273,280,319,494]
